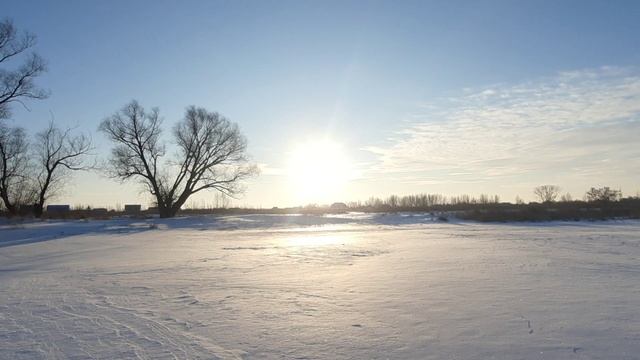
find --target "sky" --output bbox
[2,0,640,208]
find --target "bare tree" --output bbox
[585,187,621,202]
[99,100,257,218]
[533,185,560,203]
[0,123,32,215]
[0,19,48,120]
[31,122,92,217]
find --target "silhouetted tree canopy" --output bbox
[99,100,257,218]
[585,187,621,202]
[0,122,30,214]
[0,18,48,120]
[0,122,91,216]
[31,122,92,217]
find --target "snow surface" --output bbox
[1,214,639,359]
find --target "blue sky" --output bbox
[3,0,640,207]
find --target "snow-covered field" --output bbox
[1,214,639,359]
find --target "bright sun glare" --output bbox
[287,139,352,204]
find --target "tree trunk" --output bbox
[0,190,16,216]
[0,192,17,216]
[155,194,185,218]
[157,199,179,218]
[158,207,174,218]
[167,196,190,218]
[4,203,17,217]
[33,203,44,218]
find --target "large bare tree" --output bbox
[0,18,48,120]
[99,100,257,218]
[0,122,31,215]
[31,122,92,217]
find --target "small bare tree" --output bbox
[100,100,257,218]
[585,187,621,202]
[0,123,32,215]
[0,19,48,120]
[31,122,92,217]
[533,185,560,203]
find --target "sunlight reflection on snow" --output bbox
[285,233,351,247]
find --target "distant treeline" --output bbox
[3,186,639,223]
[457,198,640,222]
[343,193,503,210]
[335,186,640,222]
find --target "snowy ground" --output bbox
[1,214,639,359]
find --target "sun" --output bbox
[287,139,351,204]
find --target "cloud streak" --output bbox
[364,67,640,195]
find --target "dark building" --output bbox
[124,204,142,214]
[46,205,71,213]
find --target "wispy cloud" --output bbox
[364,67,640,194]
